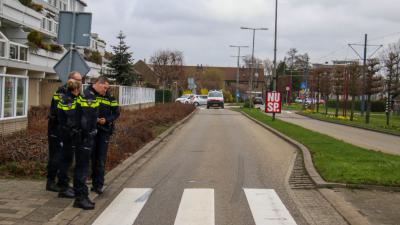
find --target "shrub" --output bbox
[27,31,42,46]
[49,44,63,53]
[31,3,43,12]
[327,100,386,112]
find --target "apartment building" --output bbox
[0,0,106,134]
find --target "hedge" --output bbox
[155,89,172,103]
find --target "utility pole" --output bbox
[349,34,383,117]
[241,27,268,108]
[272,0,278,120]
[230,45,249,103]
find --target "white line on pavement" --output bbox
[92,188,152,225]
[244,188,297,225]
[174,189,215,225]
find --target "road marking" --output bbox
[174,189,215,225]
[92,188,152,225]
[244,189,297,225]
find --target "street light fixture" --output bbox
[240,27,268,107]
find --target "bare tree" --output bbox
[150,50,185,103]
[197,68,224,90]
[320,71,332,115]
[332,66,345,117]
[365,59,384,124]
[347,63,362,121]
[382,43,400,125]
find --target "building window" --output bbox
[4,77,15,118]
[0,41,5,58]
[48,20,53,32]
[1,76,28,119]
[19,47,28,62]
[9,44,18,60]
[16,78,26,116]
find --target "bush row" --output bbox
[326,100,386,112]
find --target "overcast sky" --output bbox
[87,0,400,67]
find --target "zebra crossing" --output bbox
[92,188,297,225]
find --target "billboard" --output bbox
[265,91,282,113]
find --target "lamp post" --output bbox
[272,0,278,120]
[241,27,268,107]
[230,45,249,103]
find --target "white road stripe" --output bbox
[174,189,215,225]
[92,188,152,225]
[244,189,297,225]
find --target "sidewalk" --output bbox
[0,179,72,225]
[277,111,400,156]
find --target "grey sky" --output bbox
[87,0,400,67]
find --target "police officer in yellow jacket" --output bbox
[57,78,99,210]
[46,72,82,192]
[88,76,120,195]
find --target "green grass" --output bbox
[240,108,400,186]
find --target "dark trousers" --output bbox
[59,133,94,198]
[91,131,110,189]
[47,132,62,181]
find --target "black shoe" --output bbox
[91,187,103,195]
[58,187,75,198]
[73,197,95,210]
[46,180,60,192]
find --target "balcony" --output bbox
[0,0,57,37]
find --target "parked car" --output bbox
[294,97,325,104]
[253,97,264,105]
[207,91,224,109]
[191,95,208,106]
[175,94,193,104]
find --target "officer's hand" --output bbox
[98,118,106,125]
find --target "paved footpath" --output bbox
[277,111,400,156]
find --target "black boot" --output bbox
[46,180,60,192]
[58,187,75,198]
[73,197,95,210]
[90,187,103,195]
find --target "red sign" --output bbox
[265,91,282,113]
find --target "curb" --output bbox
[240,111,373,225]
[297,111,400,137]
[45,108,198,225]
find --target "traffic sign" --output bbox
[54,49,90,83]
[58,11,92,46]
[236,90,240,98]
[265,91,282,113]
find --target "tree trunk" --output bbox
[366,94,371,124]
[350,95,355,121]
[335,94,339,117]
[325,96,329,115]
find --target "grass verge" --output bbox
[240,108,400,186]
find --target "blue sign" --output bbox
[236,91,240,98]
[300,82,308,89]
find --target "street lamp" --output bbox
[241,27,268,107]
[229,45,249,103]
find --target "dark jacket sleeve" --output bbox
[105,96,120,124]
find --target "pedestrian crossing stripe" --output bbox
[244,188,297,225]
[92,188,152,225]
[92,188,297,225]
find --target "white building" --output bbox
[0,0,106,134]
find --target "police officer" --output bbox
[57,78,99,210]
[46,72,82,192]
[88,76,120,195]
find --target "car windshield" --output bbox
[209,92,223,98]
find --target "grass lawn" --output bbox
[240,108,400,186]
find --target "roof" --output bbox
[133,60,159,83]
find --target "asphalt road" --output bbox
[89,108,347,225]
[276,111,400,156]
